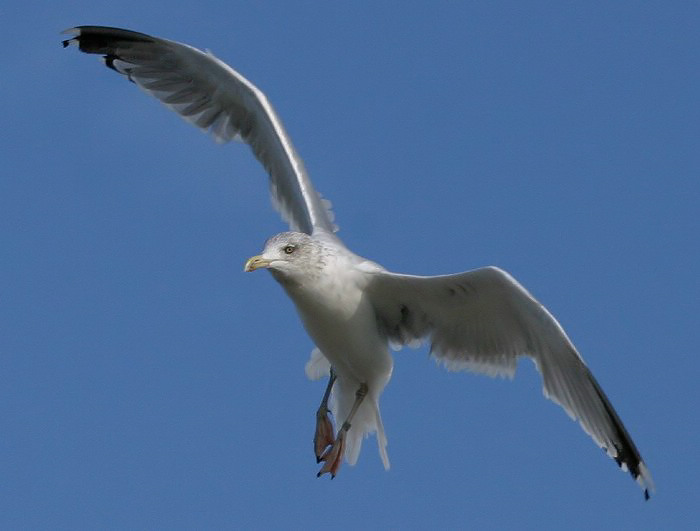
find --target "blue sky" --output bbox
[2,1,698,528]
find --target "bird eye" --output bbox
[283,245,296,254]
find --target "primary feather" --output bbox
[62,26,336,235]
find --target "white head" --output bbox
[244,231,325,286]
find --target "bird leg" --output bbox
[314,369,337,461]
[317,382,368,479]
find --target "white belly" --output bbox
[288,276,393,387]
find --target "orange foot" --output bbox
[316,428,346,479]
[314,406,335,462]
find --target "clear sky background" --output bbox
[2,2,698,529]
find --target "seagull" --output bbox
[63,26,654,498]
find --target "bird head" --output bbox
[244,231,325,285]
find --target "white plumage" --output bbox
[64,26,654,498]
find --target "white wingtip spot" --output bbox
[637,462,655,497]
[389,341,403,352]
[61,28,80,48]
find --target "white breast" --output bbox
[285,256,393,386]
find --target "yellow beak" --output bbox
[244,255,271,272]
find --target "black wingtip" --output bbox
[61,26,145,82]
[586,370,656,499]
[60,25,156,55]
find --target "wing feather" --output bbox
[63,26,337,236]
[365,266,653,497]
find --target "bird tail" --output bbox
[331,377,390,470]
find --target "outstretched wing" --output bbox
[365,265,653,498]
[63,26,337,236]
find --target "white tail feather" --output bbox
[305,348,390,469]
[330,377,390,469]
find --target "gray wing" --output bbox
[365,266,653,498]
[63,26,336,236]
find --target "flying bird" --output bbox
[63,26,654,498]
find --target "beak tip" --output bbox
[244,255,268,272]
